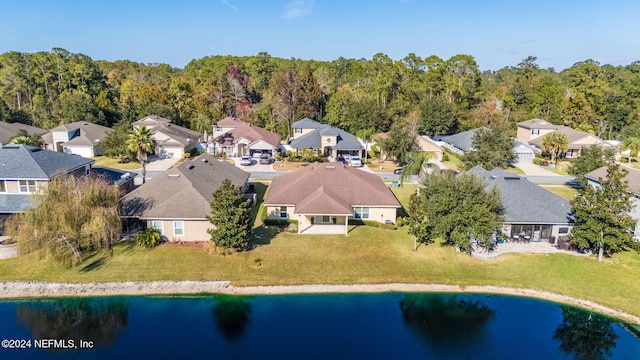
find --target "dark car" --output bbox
[393,167,419,175]
[259,154,271,164]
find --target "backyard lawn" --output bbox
[92,156,141,171]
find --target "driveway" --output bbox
[514,162,561,176]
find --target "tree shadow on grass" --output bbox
[79,252,110,272]
[249,225,279,248]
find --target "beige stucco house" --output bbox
[211,116,281,157]
[263,162,401,236]
[120,154,250,241]
[517,118,614,158]
[134,115,203,159]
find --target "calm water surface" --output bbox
[0,293,638,359]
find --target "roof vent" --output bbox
[504,176,520,180]
[326,165,335,169]
[490,175,497,179]
[121,172,130,179]
[168,173,180,178]
[201,158,208,163]
[188,164,194,170]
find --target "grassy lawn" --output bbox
[1,182,639,320]
[273,160,312,171]
[442,154,463,172]
[539,184,579,200]
[92,156,141,171]
[366,158,397,172]
[542,161,571,175]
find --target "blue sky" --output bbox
[2,0,639,71]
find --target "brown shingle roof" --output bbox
[264,163,401,214]
[528,126,612,148]
[120,154,249,219]
[214,119,281,147]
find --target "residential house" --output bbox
[289,118,363,158]
[134,115,203,159]
[438,128,537,163]
[263,162,401,236]
[42,121,110,158]
[211,116,281,157]
[416,135,443,161]
[517,118,613,158]
[120,154,250,241]
[0,122,47,145]
[0,144,94,233]
[585,165,640,240]
[467,166,573,245]
[91,167,136,197]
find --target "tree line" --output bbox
[2,49,640,142]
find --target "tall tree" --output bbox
[407,170,504,253]
[126,125,155,184]
[9,129,44,147]
[570,164,637,262]
[378,120,416,164]
[356,128,374,161]
[418,96,457,136]
[207,179,251,251]
[102,119,133,161]
[542,132,569,165]
[398,151,435,188]
[621,136,640,163]
[7,175,121,267]
[462,127,515,170]
[567,144,615,186]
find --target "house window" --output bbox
[151,221,163,235]
[19,180,36,193]
[565,149,574,157]
[295,128,302,134]
[279,206,288,218]
[215,126,222,132]
[314,215,331,223]
[0,180,5,193]
[559,227,569,234]
[531,129,540,135]
[173,221,184,236]
[353,207,370,220]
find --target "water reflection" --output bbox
[399,294,495,345]
[554,305,618,360]
[212,295,251,341]
[16,298,128,347]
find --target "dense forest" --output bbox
[1,48,640,141]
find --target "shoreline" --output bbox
[1,281,639,325]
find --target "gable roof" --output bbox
[213,120,281,147]
[440,128,481,152]
[153,123,203,146]
[466,166,572,224]
[0,122,47,144]
[0,144,93,180]
[290,124,364,151]
[292,117,322,129]
[264,162,400,214]
[120,154,249,219]
[49,121,110,147]
[517,118,558,130]
[133,115,172,129]
[585,165,640,195]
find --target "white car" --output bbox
[240,156,252,166]
[349,156,362,167]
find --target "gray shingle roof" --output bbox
[154,123,203,146]
[0,122,47,144]
[0,144,94,180]
[120,154,249,219]
[585,165,640,195]
[466,166,572,224]
[50,122,110,147]
[292,118,322,129]
[290,124,363,151]
[441,128,481,152]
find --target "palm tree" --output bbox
[399,151,438,192]
[356,128,375,162]
[621,136,640,163]
[9,129,44,147]
[127,125,155,184]
[542,132,569,165]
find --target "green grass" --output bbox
[442,153,463,171]
[92,156,141,171]
[1,183,640,321]
[540,185,578,200]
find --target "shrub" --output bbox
[285,150,293,159]
[203,241,236,256]
[348,219,396,230]
[442,153,450,162]
[396,216,404,227]
[135,228,162,248]
[263,218,299,226]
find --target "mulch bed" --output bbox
[159,241,207,248]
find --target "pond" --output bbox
[0,293,638,359]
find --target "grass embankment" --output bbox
[92,156,141,171]
[1,184,639,320]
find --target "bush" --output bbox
[442,153,449,162]
[533,158,541,165]
[396,217,404,227]
[135,228,162,248]
[285,150,293,159]
[203,241,236,256]
[348,219,396,230]
[263,218,299,226]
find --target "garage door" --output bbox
[515,152,534,163]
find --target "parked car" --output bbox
[240,156,252,166]
[393,167,419,175]
[259,154,271,164]
[252,152,263,158]
[349,156,362,167]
